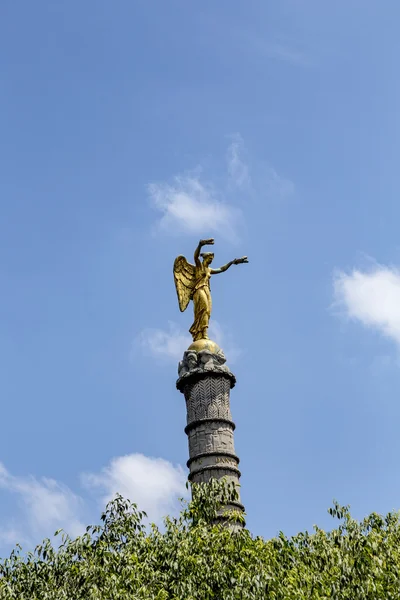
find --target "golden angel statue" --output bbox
[173,239,248,342]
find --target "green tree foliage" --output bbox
[1,480,400,599]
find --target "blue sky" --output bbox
[1,0,400,553]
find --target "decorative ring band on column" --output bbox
[187,451,240,469]
[188,463,241,481]
[177,372,236,393]
[214,500,246,513]
[184,417,236,435]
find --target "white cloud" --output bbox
[135,319,240,364]
[0,526,28,548]
[263,165,294,200]
[148,174,241,242]
[333,264,400,347]
[208,320,241,363]
[82,454,187,524]
[147,136,293,240]
[226,134,250,189]
[135,321,191,362]
[0,463,85,544]
[0,452,187,553]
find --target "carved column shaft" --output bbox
[177,349,244,516]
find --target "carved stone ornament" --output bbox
[177,348,236,390]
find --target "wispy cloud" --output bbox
[0,463,85,546]
[208,320,241,363]
[263,165,295,200]
[226,134,251,189]
[0,526,29,549]
[82,454,187,524]
[134,321,191,362]
[0,453,187,554]
[134,320,240,363]
[148,173,241,243]
[148,136,293,241]
[333,264,400,348]
[148,137,250,243]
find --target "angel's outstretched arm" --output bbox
[210,260,234,275]
[211,256,248,275]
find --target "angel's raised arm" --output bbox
[194,238,214,267]
[194,241,202,267]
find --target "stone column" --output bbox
[177,340,244,520]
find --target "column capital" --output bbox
[176,347,236,392]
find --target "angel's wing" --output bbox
[173,255,196,312]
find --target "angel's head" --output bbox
[201,252,214,266]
